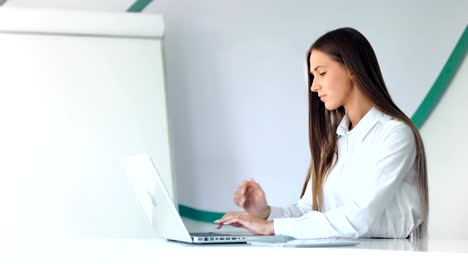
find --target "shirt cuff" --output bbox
[273,217,298,237]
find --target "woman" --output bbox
[214,27,428,239]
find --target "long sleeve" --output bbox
[273,123,419,239]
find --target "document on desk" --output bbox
[247,238,359,247]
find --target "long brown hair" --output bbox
[301,27,428,237]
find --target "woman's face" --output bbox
[309,49,355,110]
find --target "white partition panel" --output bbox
[0,8,172,240]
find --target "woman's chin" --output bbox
[324,103,339,111]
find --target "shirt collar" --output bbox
[336,107,384,142]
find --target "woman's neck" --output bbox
[344,93,375,130]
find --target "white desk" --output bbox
[3,238,468,263]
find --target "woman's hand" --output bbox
[234,179,271,219]
[214,211,274,235]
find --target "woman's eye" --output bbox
[319,72,326,76]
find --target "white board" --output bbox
[0,8,173,239]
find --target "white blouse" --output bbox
[269,107,422,239]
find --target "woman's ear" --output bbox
[347,69,354,80]
[347,69,358,88]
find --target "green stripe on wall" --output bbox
[178,205,224,222]
[127,0,152,12]
[127,2,467,222]
[411,25,468,128]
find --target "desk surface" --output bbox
[3,238,468,263]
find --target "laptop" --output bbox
[120,153,289,244]
[121,153,359,247]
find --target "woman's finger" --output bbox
[249,180,262,191]
[214,211,242,225]
[223,215,245,226]
[234,181,249,206]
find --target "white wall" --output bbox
[5,0,133,11]
[421,58,468,239]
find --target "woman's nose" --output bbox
[310,82,319,92]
